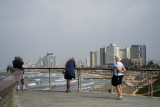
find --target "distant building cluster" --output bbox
[24,43,146,68]
[36,53,56,68]
[75,57,90,68]
[90,43,146,68]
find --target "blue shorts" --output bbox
[111,75,123,86]
[64,75,74,80]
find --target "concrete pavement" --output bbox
[15,90,160,107]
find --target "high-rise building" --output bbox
[90,51,96,68]
[95,51,100,67]
[43,53,56,68]
[141,45,146,65]
[90,51,101,68]
[76,60,83,67]
[119,47,130,59]
[106,43,119,65]
[100,47,106,66]
[130,45,146,65]
[36,57,44,68]
[85,57,90,67]
[126,47,130,59]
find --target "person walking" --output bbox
[112,56,126,100]
[12,56,25,90]
[64,58,76,93]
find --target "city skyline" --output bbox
[90,43,146,68]
[28,43,145,68]
[0,0,160,69]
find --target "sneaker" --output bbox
[115,96,123,100]
[120,96,123,99]
[17,85,20,91]
[66,89,71,93]
[22,85,26,90]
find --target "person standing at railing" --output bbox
[64,58,76,93]
[12,56,24,90]
[112,56,126,100]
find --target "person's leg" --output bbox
[116,85,121,96]
[17,81,20,91]
[21,79,25,90]
[115,85,123,100]
[118,85,122,96]
[66,79,68,89]
[119,85,122,96]
[67,79,71,90]
[119,76,123,97]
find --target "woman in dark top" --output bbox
[65,58,76,92]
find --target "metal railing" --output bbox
[23,67,160,97]
[0,67,159,107]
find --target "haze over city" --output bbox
[0,0,160,69]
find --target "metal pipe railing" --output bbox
[23,67,160,97]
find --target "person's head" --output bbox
[15,56,19,60]
[114,56,121,62]
[15,56,22,60]
[68,58,75,61]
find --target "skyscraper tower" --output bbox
[106,43,119,65]
[43,53,56,68]
[130,45,146,65]
[100,47,106,66]
[95,51,100,67]
[90,51,96,68]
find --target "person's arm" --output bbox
[119,66,126,73]
[74,61,76,68]
[21,60,24,65]
[115,66,126,73]
[122,66,126,72]
[115,66,121,72]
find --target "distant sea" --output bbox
[0,70,6,82]
[0,71,111,91]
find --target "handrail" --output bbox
[23,67,160,71]
[23,67,160,97]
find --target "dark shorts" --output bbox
[64,75,73,80]
[111,75,123,86]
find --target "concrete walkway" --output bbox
[15,90,160,107]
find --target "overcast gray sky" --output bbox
[0,0,160,69]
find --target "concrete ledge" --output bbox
[0,68,23,107]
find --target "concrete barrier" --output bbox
[0,67,23,107]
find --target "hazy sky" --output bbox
[0,0,160,69]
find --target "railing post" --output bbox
[49,69,51,90]
[23,69,26,89]
[79,69,82,92]
[148,71,150,96]
[151,71,153,97]
[77,69,80,92]
[111,70,113,94]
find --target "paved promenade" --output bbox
[15,90,160,107]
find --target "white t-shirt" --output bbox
[113,62,124,76]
